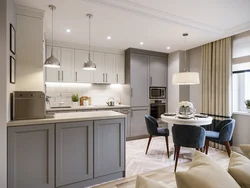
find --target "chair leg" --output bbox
[200,148,203,152]
[145,135,152,154]
[205,139,209,155]
[173,145,176,160]
[165,136,170,158]
[224,141,231,157]
[174,146,181,172]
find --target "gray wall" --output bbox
[0,0,16,187]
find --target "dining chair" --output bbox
[144,115,170,158]
[172,124,206,172]
[205,119,235,157]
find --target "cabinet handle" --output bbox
[103,73,105,82]
[116,74,118,83]
[58,71,60,81]
[150,77,152,85]
[106,74,108,82]
[75,72,77,82]
[131,110,133,117]
[131,88,133,97]
[62,71,64,81]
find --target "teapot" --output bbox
[106,97,115,106]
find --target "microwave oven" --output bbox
[149,87,166,99]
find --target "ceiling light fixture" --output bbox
[107,36,111,40]
[140,42,144,45]
[83,14,96,70]
[166,46,170,50]
[44,5,60,68]
[66,29,71,33]
[172,33,200,85]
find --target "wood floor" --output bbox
[93,136,229,188]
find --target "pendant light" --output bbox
[83,14,96,70]
[44,5,60,68]
[172,33,200,85]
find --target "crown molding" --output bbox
[16,5,44,19]
[82,0,224,35]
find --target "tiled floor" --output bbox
[93,136,229,188]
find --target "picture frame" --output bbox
[10,56,16,84]
[10,24,16,55]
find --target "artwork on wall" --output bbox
[10,56,16,84]
[10,24,16,55]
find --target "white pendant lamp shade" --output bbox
[44,5,60,68]
[172,72,200,85]
[83,13,96,70]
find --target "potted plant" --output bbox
[72,94,79,107]
[245,100,250,112]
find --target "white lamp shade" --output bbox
[172,72,200,85]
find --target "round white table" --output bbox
[161,114,213,126]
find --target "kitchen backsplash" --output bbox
[45,83,130,107]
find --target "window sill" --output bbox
[233,111,250,116]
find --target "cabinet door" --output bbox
[130,53,149,107]
[93,52,106,83]
[149,56,167,87]
[8,124,54,188]
[105,53,116,83]
[60,47,74,82]
[115,54,125,84]
[56,121,93,187]
[94,119,125,177]
[75,49,93,83]
[45,46,60,82]
[130,108,149,137]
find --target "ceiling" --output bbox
[14,0,250,53]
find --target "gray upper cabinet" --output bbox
[149,56,167,87]
[94,119,125,177]
[130,53,149,107]
[56,121,94,187]
[130,108,149,137]
[8,124,55,188]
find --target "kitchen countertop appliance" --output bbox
[149,87,166,99]
[12,91,46,120]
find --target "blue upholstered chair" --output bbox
[205,119,235,157]
[144,115,170,158]
[172,124,206,172]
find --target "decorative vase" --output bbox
[72,102,79,108]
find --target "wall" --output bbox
[179,51,190,102]
[188,46,202,113]
[16,6,44,91]
[0,0,16,187]
[46,84,130,107]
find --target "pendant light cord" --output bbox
[88,15,91,61]
[51,7,54,56]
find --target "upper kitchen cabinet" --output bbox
[75,49,93,83]
[115,54,125,84]
[45,46,74,82]
[149,56,167,87]
[45,46,61,82]
[60,47,74,82]
[93,52,106,83]
[105,53,116,83]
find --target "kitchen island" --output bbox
[7,111,126,188]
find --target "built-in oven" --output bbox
[150,100,166,119]
[149,87,166,99]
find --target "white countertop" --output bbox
[7,111,126,127]
[161,114,213,126]
[46,104,131,112]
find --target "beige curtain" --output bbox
[201,37,232,149]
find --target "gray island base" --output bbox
[7,111,126,188]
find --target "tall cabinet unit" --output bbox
[125,48,168,139]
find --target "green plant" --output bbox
[245,100,250,108]
[72,94,79,102]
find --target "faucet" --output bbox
[46,96,51,105]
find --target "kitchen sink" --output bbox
[50,106,72,109]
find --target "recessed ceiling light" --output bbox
[66,29,71,33]
[140,42,144,45]
[166,46,170,50]
[107,36,111,40]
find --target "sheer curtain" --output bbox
[201,37,232,149]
